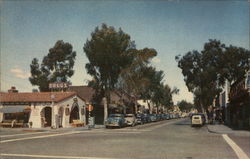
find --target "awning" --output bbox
[0,106,30,113]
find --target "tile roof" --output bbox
[0,92,77,103]
[68,86,95,103]
[68,86,136,105]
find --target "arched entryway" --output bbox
[58,107,64,128]
[41,107,52,127]
[69,105,79,123]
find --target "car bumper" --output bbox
[105,123,120,127]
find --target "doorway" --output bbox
[69,105,79,123]
[43,107,52,127]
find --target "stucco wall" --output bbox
[0,105,3,122]
[28,95,86,128]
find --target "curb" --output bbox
[206,125,222,134]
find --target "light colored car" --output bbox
[125,114,136,126]
[191,115,203,126]
[105,114,126,128]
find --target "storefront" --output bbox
[0,92,86,128]
[229,74,250,130]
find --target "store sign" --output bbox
[49,82,70,89]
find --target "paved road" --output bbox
[0,118,247,159]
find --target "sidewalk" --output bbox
[207,124,250,136]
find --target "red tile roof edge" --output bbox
[0,92,82,103]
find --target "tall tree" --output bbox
[117,48,157,99]
[84,24,134,105]
[29,40,76,91]
[176,39,250,113]
[177,100,194,112]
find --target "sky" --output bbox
[0,0,249,104]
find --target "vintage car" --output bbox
[149,114,157,122]
[136,113,146,125]
[105,114,126,128]
[125,114,137,126]
[191,113,206,126]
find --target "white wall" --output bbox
[137,100,155,113]
[28,95,86,128]
[29,104,44,128]
[57,96,86,128]
[0,105,3,122]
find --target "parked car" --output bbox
[156,114,161,121]
[125,114,137,126]
[165,114,170,120]
[169,114,174,119]
[136,113,146,125]
[144,114,150,123]
[160,114,166,120]
[105,114,126,128]
[149,114,157,122]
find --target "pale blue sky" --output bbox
[0,0,249,104]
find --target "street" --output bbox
[1,118,248,159]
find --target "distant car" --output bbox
[105,114,126,128]
[144,114,150,123]
[149,114,157,122]
[156,114,161,121]
[191,113,206,126]
[136,114,146,125]
[165,114,170,120]
[169,114,174,119]
[125,114,136,127]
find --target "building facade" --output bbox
[0,90,86,128]
[228,71,250,129]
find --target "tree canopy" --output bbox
[29,40,76,91]
[84,24,134,103]
[177,100,194,112]
[176,39,250,112]
[84,24,178,110]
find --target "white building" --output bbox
[0,91,86,128]
[137,100,155,113]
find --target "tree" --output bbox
[177,100,194,112]
[117,48,157,100]
[83,24,134,105]
[29,40,76,91]
[176,39,250,113]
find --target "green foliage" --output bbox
[177,100,194,112]
[117,48,157,98]
[176,39,250,111]
[84,24,134,103]
[84,23,178,108]
[29,40,76,91]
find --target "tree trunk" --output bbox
[147,100,151,114]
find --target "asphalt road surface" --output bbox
[0,118,247,159]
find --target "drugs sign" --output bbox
[49,82,70,89]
